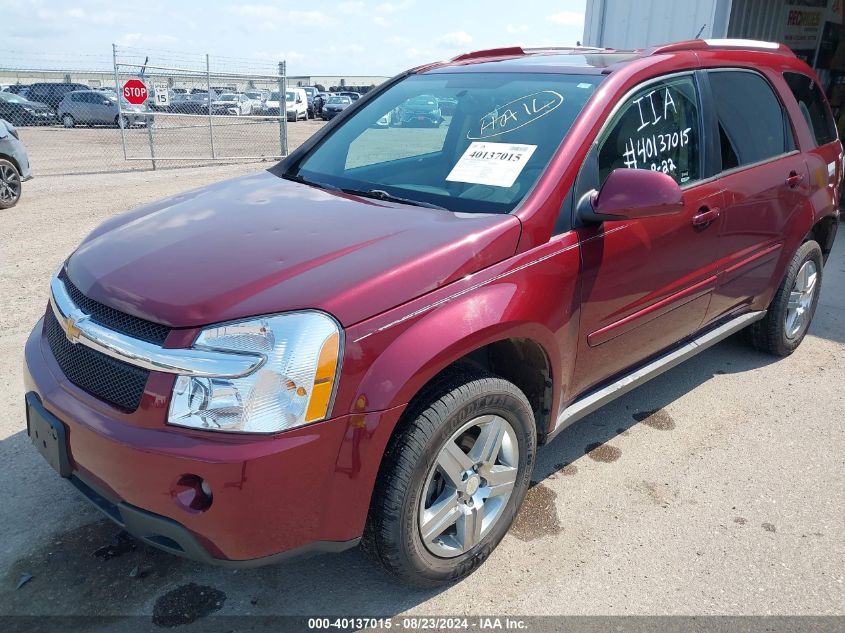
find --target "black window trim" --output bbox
[700,67,799,182]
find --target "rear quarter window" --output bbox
[783,72,838,146]
[708,70,790,170]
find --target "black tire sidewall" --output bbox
[0,158,21,210]
[769,240,823,355]
[395,381,536,584]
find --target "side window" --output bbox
[784,72,838,146]
[598,74,701,186]
[708,70,788,170]
[70,93,81,103]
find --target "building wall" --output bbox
[583,0,731,48]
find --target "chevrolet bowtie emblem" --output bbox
[63,314,82,344]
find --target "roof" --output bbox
[424,39,795,75]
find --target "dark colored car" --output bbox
[0,92,56,126]
[312,92,331,117]
[301,86,318,117]
[25,82,89,109]
[321,95,352,120]
[24,40,841,588]
[168,92,214,114]
[396,94,443,127]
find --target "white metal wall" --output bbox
[583,0,733,48]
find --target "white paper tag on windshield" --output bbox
[446,142,537,188]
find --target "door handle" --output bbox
[692,206,721,227]
[786,171,804,188]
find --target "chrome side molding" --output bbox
[49,274,264,378]
[549,311,767,439]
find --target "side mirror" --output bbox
[577,168,684,223]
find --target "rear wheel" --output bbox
[115,115,129,129]
[364,367,536,587]
[746,240,823,356]
[0,159,22,209]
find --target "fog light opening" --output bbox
[173,474,213,513]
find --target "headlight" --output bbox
[168,311,342,434]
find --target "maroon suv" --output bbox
[24,40,841,586]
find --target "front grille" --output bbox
[59,270,170,344]
[45,309,150,412]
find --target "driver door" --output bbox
[570,72,725,398]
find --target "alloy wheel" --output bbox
[0,163,21,206]
[418,414,519,558]
[785,259,818,339]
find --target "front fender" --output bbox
[338,234,582,418]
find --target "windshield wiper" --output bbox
[281,172,339,192]
[340,188,446,210]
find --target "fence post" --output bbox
[112,44,129,163]
[278,61,288,157]
[207,53,216,159]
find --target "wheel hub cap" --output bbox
[785,260,818,339]
[418,414,519,558]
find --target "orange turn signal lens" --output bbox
[304,332,340,422]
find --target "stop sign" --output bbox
[122,79,148,105]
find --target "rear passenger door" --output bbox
[702,69,810,323]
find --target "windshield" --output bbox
[219,94,237,101]
[327,96,350,104]
[290,72,602,213]
[0,93,28,103]
[286,91,295,101]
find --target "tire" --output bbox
[364,366,537,587]
[115,115,128,129]
[61,114,75,128]
[746,239,823,356]
[0,158,22,210]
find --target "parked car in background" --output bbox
[286,88,308,122]
[244,90,269,112]
[4,85,31,95]
[169,92,214,114]
[313,92,331,117]
[26,82,89,109]
[0,92,56,126]
[396,94,443,127]
[0,119,31,209]
[321,94,352,120]
[338,91,361,101]
[210,93,255,115]
[301,86,318,118]
[58,90,151,128]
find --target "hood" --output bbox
[66,171,521,329]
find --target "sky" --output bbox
[0,0,587,76]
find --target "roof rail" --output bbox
[523,45,612,53]
[648,38,795,56]
[450,47,525,62]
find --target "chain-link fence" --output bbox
[0,47,331,176]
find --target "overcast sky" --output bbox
[1,0,587,76]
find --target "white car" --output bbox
[210,93,255,116]
[285,88,308,122]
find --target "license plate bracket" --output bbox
[26,393,72,478]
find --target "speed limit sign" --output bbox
[153,82,170,107]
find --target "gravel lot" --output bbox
[0,161,842,626]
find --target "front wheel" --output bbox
[364,367,536,587]
[61,114,75,128]
[746,239,823,356]
[0,158,22,209]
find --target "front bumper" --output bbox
[24,317,404,564]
